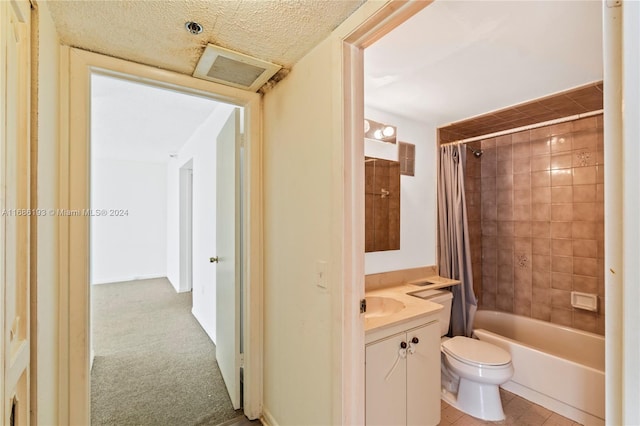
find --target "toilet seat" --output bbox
[442,336,511,369]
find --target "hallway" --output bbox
[91,278,240,425]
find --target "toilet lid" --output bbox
[442,336,511,366]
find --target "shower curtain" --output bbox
[437,144,477,337]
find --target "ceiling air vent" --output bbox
[193,44,281,92]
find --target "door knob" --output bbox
[210,257,219,263]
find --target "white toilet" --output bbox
[427,290,513,421]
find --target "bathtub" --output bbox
[473,310,604,426]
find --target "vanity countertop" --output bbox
[364,276,460,337]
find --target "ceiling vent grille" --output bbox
[194,44,281,92]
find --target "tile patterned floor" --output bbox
[439,388,583,426]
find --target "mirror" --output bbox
[365,157,400,252]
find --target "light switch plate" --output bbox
[316,260,328,289]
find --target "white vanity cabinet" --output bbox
[365,319,440,426]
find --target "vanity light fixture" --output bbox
[364,118,397,144]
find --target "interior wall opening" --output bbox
[88,72,245,425]
[360,1,603,425]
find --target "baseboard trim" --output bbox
[261,408,278,426]
[91,274,166,285]
[191,307,217,347]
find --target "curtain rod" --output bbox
[440,109,604,146]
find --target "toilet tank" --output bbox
[410,289,453,337]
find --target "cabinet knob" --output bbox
[400,341,407,349]
[411,337,419,344]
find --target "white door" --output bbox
[215,108,242,409]
[1,0,31,424]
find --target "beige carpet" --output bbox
[91,278,241,426]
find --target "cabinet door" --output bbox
[406,322,440,426]
[366,333,407,426]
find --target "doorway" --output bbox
[88,73,241,424]
[59,48,263,425]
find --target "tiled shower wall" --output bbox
[465,115,604,335]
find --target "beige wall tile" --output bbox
[551,222,572,238]
[572,310,598,333]
[513,204,531,221]
[573,184,597,202]
[532,238,551,255]
[513,157,531,173]
[551,203,573,221]
[550,135,572,152]
[514,221,532,237]
[551,307,572,326]
[531,204,551,221]
[551,186,573,203]
[551,288,572,308]
[514,237,532,253]
[551,272,573,291]
[573,202,598,221]
[551,169,572,186]
[550,122,573,136]
[572,221,598,239]
[530,126,551,140]
[573,239,597,258]
[514,189,531,205]
[496,294,514,312]
[552,239,573,256]
[550,153,572,169]
[551,256,573,273]
[532,254,551,271]
[573,166,597,185]
[531,186,551,204]
[532,270,551,288]
[531,221,550,237]
[573,257,598,277]
[531,155,550,171]
[514,172,531,188]
[531,170,551,187]
[573,275,598,293]
[497,159,513,176]
[572,130,598,150]
[573,116,598,131]
[532,303,551,321]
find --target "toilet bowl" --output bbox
[418,290,513,421]
[441,336,514,421]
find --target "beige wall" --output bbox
[261,3,432,423]
[262,37,339,425]
[33,0,60,423]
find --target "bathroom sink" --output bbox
[365,296,405,318]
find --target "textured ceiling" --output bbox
[365,0,603,127]
[47,0,364,77]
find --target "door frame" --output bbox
[335,2,432,423]
[58,47,263,425]
[179,160,194,293]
